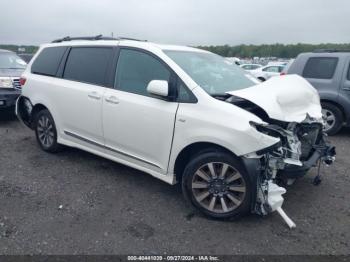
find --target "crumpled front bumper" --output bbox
[243,120,336,228]
[282,140,336,178]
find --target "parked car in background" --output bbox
[0,49,27,111]
[286,50,350,135]
[18,53,35,63]
[267,61,288,66]
[226,57,241,65]
[249,64,285,81]
[16,36,335,226]
[280,59,295,75]
[240,64,262,71]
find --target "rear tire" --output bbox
[181,151,252,220]
[257,77,266,82]
[34,109,62,153]
[321,102,343,135]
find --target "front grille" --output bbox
[298,124,322,160]
[12,78,21,90]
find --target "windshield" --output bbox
[164,50,258,95]
[0,52,27,69]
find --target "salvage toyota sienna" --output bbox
[16,36,335,227]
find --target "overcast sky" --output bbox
[1,0,349,46]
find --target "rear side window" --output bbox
[115,49,171,97]
[31,47,67,76]
[63,47,113,86]
[303,57,338,79]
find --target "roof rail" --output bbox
[51,35,147,43]
[313,49,350,53]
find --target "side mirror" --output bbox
[147,80,169,97]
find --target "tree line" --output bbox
[197,43,350,58]
[1,43,350,58]
[0,44,38,54]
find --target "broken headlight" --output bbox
[250,121,302,166]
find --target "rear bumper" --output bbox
[15,95,34,128]
[0,89,21,109]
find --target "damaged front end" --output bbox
[225,81,336,228]
[249,117,335,228]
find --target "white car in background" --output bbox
[250,64,285,81]
[240,64,262,71]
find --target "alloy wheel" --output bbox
[322,108,336,132]
[191,162,246,213]
[37,115,55,148]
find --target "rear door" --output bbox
[57,46,114,147]
[102,48,179,173]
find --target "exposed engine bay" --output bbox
[225,94,336,228]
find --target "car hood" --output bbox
[227,75,322,123]
[0,68,25,77]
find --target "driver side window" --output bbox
[115,49,171,97]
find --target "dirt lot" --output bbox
[0,111,349,255]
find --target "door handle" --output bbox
[105,95,119,104]
[88,91,101,100]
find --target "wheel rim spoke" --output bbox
[208,196,216,211]
[227,193,241,206]
[229,186,246,193]
[220,197,228,212]
[196,191,210,202]
[195,170,210,182]
[219,163,228,179]
[192,182,209,189]
[207,163,216,178]
[327,115,335,121]
[226,172,241,183]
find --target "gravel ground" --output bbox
[0,111,349,255]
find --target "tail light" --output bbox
[280,72,286,76]
[19,77,26,86]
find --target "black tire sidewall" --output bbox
[34,109,60,152]
[182,151,253,219]
[321,102,343,135]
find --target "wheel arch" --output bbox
[320,99,346,123]
[17,96,51,129]
[173,142,241,182]
[30,103,50,128]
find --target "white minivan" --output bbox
[16,36,335,226]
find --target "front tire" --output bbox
[34,109,62,153]
[321,102,343,135]
[182,151,252,219]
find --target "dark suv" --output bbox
[286,50,350,135]
[0,49,27,111]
